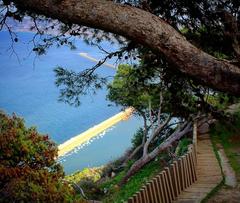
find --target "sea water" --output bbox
[0,31,142,174]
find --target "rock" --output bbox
[111,171,116,178]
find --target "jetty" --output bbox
[58,107,134,157]
[79,53,116,69]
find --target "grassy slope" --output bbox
[64,155,165,202]
[64,137,192,202]
[100,157,164,203]
[100,138,191,203]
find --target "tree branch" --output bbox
[143,114,171,156]
[157,91,163,126]
[12,0,240,95]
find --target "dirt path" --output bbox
[207,186,240,203]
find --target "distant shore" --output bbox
[58,107,134,157]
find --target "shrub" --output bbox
[0,111,78,202]
[78,179,104,200]
[175,138,192,157]
[131,127,144,149]
[66,167,103,184]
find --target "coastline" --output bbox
[58,107,134,157]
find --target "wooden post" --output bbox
[159,173,167,203]
[173,160,181,195]
[189,151,195,182]
[169,164,178,199]
[187,146,193,184]
[153,177,162,203]
[178,158,185,190]
[128,197,134,203]
[142,186,149,203]
[139,189,145,203]
[187,154,191,186]
[182,156,187,189]
[150,181,156,203]
[163,169,172,202]
[160,172,169,203]
[146,182,154,203]
[149,180,157,202]
[183,155,190,188]
[156,175,165,203]
[189,146,197,181]
[133,194,138,203]
[136,192,141,203]
[186,153,193,185]
[165,167,175,201]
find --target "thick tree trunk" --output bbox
[123,113,148,165]
[120,122,192,185]
[120,154,152,185]
[123,143,143,166]
[13,0,240,95]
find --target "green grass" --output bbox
[175,137,192,157]
[210,112,240,177]
[100,156,165,203]
[65,138,193,202]
[100,137,193,203]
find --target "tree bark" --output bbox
[143,115,171,156]
[13,0,240,95]
[123,113,148,165]
[123,143,143,166]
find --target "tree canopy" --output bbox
[107,62,201,183]
[0,111,78,202]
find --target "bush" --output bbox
[175,138,192,157]
[0,111,78,202]
[131,127,144,149]
[66,167,103,184]
[78,179,104,200]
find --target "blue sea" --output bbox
[0,31,142,174]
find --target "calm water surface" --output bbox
[0,31,142,174]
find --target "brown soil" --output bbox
[231,146,240,183]
[207,186,240,203]
[229,134,240,143]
